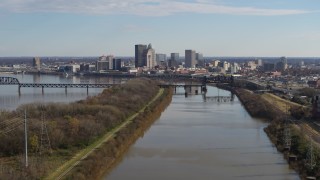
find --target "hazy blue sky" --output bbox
[0,0,319,57]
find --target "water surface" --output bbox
[105,87,299,180]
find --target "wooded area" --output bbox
[0,78,163,179]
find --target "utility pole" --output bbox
[24,109,28,168]
[306,136,316,170]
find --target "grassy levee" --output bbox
[233,87,320,179]
[46,88,165,180]
[261,93,303,113]
[63,87,173,179]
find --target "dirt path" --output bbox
[46,88,164,180]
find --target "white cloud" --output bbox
[0,0,310,16]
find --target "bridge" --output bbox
[1,75,234,95]
[145,74,234,84]
[203,94,235,102]
[0,77,118,94]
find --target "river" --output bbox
[0,73,299,179]
[104,86,299,180]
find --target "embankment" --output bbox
[230,86,320,179]
[64,87,173,179]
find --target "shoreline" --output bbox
[46,87,173,179]
[222,84,318,179]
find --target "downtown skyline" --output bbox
[0,0,320,57]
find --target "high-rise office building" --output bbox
[135,44,147,68]
[185,50,196,68]
[169,53,179,67]
[33,57,41,71]
[146,44,156,69]
[106,55,114,70]
[135,43,156,69]
[113,59,123,71]
[156,54,167,66]
[196,53,204,67]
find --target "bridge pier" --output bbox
[201,85,207,93]
[42,86,44,94]
[87,85,89,95]
[18,85,21,96]
[65,86,67,94]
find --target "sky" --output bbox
[0,0,319,57]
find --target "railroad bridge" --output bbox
[0,77,117,95]
[1,75,234,95]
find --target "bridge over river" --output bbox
[0,77,117,95]
[0,76,233,97]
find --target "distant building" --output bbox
[135,43,156,69]
[256,59,263,67]
[263,63,275,72]
[156,54,167,67]
[196,53,204,67]
[80,63,96,72]
[230,63,240,74]
[33,57,41,71]
[96,60,109,72]
[99,55,107,61]
[145,44,156,69]
[185,50,196,68]
[223,61,230,71]
[106,55,114,70]
[59,64,80,73]
[96,55,114,71]
[113,59,123,71]
[276,56,288,71]
[135,44,147,68]
[247,61,257,70]
[212,60,220,67]
[169,53,179,67]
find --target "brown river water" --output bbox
[104,86,299,180]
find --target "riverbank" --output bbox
[64,87,173,179]
[230,85,319,179]
[0,78,166,179]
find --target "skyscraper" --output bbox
[196,53,204,67]
[185,50,196,68]
[106,55,114,70]
[135,44,147,68]
[169,53,179,67]
[156,54,167,66]
[146,44,156,69]
[33,57,41,71]
[135,43,156,69]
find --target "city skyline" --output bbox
[0,0,320,57]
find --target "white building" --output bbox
[146,44,156,69]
